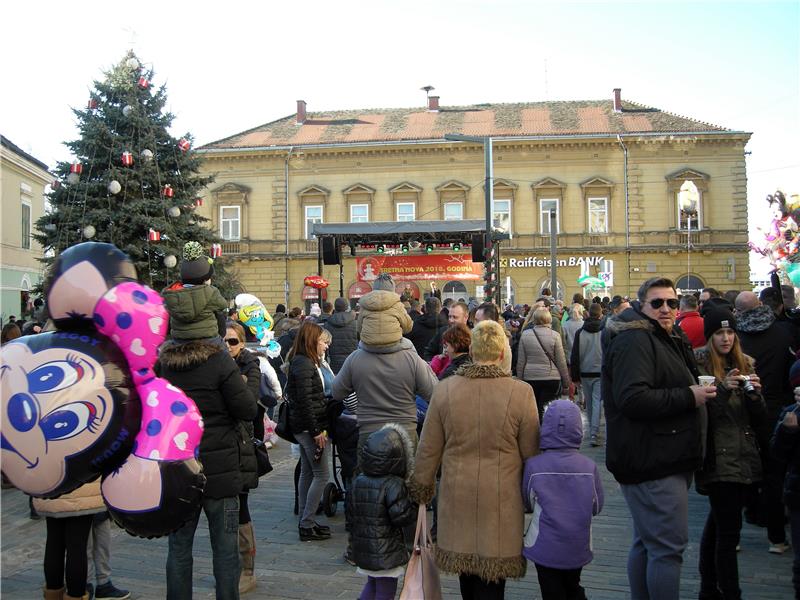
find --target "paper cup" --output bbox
[699,376,716,387]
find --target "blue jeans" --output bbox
[582,377,602,439]
[166,495,240,600]
[620,473,691,600]
[295,431,330,529]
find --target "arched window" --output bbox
[442,281,468,303]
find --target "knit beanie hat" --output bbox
[180,241,214,285]
[703,306,737,341]
[372,273,395,292]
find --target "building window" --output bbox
[220,205,241,241]
[21,201,31,249]
[305,205,323,239]
[444,202,463,221]
[493,199,511,233]
[677,180,702,230]
[396,202,415,221]
[350,203,369,223]
[666,169,708,230]
[588,197,608,233]
[540,199,560,234]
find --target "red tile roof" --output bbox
[200,99,734,151]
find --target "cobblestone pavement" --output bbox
[2,436,794,599]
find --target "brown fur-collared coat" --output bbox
[409,363,540,582]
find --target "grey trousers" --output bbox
[620,473,691,600]
[295,431,330,529]
[86,513,112,586]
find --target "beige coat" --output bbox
[410,363,540,582]
[516,325,570,387]
[357,290,413,346]
[33,479,105,518]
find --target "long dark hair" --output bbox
[288,321,323,366]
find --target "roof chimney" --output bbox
[428,95,440,112]
[613,88,622,113]
[296,100,307,124]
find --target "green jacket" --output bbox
[162,283,228,340]
[694,348,766,491]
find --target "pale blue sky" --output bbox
[2,0,797,274]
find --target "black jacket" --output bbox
[408,312,447,359]
[348,424,417,571]
[438,353,471,380]
[286,354,328,437]
[737,305,796,425]
[157,340,257,498]
[324,311,359,374]
[602,304,702,484]
[235,349,262,491]
[771,405,800,510]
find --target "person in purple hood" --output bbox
[522,399,604,600]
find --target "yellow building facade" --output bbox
[197,92,751,309]
[0,136,50,323]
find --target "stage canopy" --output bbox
[311,219,487,246]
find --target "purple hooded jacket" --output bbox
[521,399,604,569]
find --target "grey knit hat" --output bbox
[372,273,395,292]
[180,241,214,284]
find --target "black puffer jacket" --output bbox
[348,423,417,571]
[602,303,702,484]
[324,311,359,374]
[737,306,796,425]
[157,340,257,498]
[771,405,800,510]
[286,354,328,436]
[235,349,262,491]
[407,312,447,358]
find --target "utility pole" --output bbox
[550,209,557,298]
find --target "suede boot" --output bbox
[43,587,64,600]
[238,521,257,594]
[63,593,89,600]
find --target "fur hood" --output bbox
[457,363,511,379]
[159,339,225,370]
[360,422,415,480]
[603,304,654,336]
[736,305,776,334]
[359,289,403,312]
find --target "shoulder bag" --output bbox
[275,398,296,444]
[399,505,442,600]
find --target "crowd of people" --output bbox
[4,255,800,600]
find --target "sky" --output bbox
[2,0,798,277]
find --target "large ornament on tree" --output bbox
[121,151,134,167]
[167,206,181,218]
[140,149,153,162]
[126,57,140,70]
[122,105,134,117]
[108,180,122,195]
[162,184,174,198]
[164,255,177,268]
[83,225,96,239]
[177,138,191,152]
[137,76,149,90]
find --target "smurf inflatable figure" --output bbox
[235,293,281,358]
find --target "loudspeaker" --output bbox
[322,237,340,265]
[471,234,485,263]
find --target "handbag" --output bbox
[275,399,297,444]
[253,438,273,476]
[399,505,442,600]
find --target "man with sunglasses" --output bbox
[603,277,716,600]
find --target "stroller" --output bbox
[293,395,358,517]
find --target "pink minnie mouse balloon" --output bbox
[0,331,140,498]
[93,281,206,537]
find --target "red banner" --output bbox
[356,254,481,282]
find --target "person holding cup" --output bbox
[694,306,766,600]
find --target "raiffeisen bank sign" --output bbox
[503,256,605,268]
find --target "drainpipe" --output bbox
[284,147,293,306]
[617,135,630,297]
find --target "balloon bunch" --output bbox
[0,242,206,538]
[235,293,281,358]
[749,191,800,286]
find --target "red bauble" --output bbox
[121,151,134,167]
[211,243,222,258]
[137,76,149,89]
[70,162,83,174]
[88,98,98,110]
[193,197,204,207]
[162,184,174,198]
[177,138,191,152]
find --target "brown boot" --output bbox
[43,587,64,600]
[238,521,257,594]
[62,593,88,600]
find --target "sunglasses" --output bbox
[648,298,679,310]
[225,338,241,346]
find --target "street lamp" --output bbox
[678,181,699,292]
[444,133,495,301]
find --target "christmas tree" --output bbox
[34,51,241,297]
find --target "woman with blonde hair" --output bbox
[411,320,539,599]
[517,308,571,422]
[695,307,765,600]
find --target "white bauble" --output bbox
[67,172,80,185]
[108,180,122,195]
[122,105,134,117]
[83,225,96,239]
[140,148,154,162]
[167,206,181,218]
[164,254,178,268]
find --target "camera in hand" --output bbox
[741,375,756,394]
